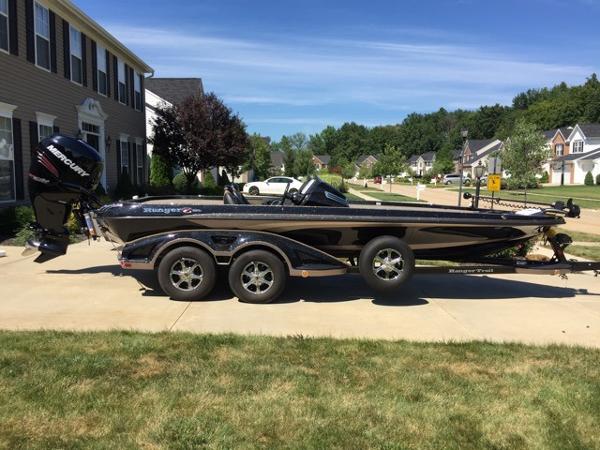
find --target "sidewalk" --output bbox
[368,182,600,236]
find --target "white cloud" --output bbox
[105,23,597,134]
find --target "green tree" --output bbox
[502,120,549,202]
[293,149,316,177]
[372,144,407,191]
[149,153,172,189]
[247,134,271,180]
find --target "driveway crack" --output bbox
[169,302,192,331]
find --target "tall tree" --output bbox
[177,93,249,188]
[502,120,548,202]
[246,134,272,181]
[293,149,316,177]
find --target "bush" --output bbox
[584,171,594,186]
[173,171,201,195]
[0,206,34,235]
[113,168,134,200]
[596,174,600,185]
[149,154,172,189]
[199,171,222,195]
[540,171,549,183]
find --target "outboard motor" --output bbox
[26,135,103,262]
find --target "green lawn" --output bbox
[563,245,600,261]
[344,191,364,202]
[365,191,421,202]
[558,228,600,243]
[348,182,380,192]
[1,332,599,449]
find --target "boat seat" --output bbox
[223,185,249,205]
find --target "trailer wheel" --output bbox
[359,236,415,293]
[157,246,217,301]
[228,250,286,304]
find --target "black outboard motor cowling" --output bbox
[27,135,103,261]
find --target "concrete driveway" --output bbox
[1,240,599,347]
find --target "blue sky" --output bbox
[78,0,600,139]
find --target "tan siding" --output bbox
[0,0,147,202]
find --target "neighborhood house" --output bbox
[0,0,152,205]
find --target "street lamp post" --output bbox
[457,129,468,207]
[473,161,485,209]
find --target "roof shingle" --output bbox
[145,78,204,105]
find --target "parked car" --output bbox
[243,176,303,196]
[443,174,471,186]
[374,176,382,184]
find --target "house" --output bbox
[0,0,153,205]
[455,139,503,176]
[354,154,379,177]
[145,78,204,159]
[541,127,572,184]
[313,154,330,171]
[408,151,436,176]
[546,124,600,185]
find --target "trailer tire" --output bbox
[229,250,286,304]
[359,236,415,293]
[157,246,217,301]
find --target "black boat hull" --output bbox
[95,201,562,260]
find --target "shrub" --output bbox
[540,171,549,183]
[596,174,600,185]
[584,171,594,186]
[12,227,35,246]
[173,171,201,194]
[113,168,134,200]
[0,206,34,235]
[199,171,222,195]
[149,153,172,189]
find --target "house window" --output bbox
[134,72,142,111]
[34,2,50,70]
[69,25,82,84]
[36,112,55,142]
[0,114,15,203]
[117,59,126,104]
[572,140,584,153]
[555,144,564,157]
[120,140,129,176]
[136,141,144,183]
[96,44,107,95]
[0,0,8,53]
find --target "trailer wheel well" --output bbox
[230,245,290,274]
[153,241,216,269]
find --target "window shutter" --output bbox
[25,0,34,63]
[129,67,135,109]
[113,56,118,101]
[91,40,97,91]
[53,125,60,133]
[124,64,130,106]
[139,74,145,110]
[13,119,24,200]
[49,11,57,72]
[81,33,87,87]
[8,0,18,56]
[116,140,121,175]
[62,20,70,79]
[131,143,137,185]
[105,50,111,97]
[29,121,38,158]
[128,142,133,182]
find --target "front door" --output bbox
[81,122,106,188]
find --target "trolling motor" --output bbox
[25,135,103,262]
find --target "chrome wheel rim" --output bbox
[169,257,204,291]
[241,261,274,295]
[372,248,404,281]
